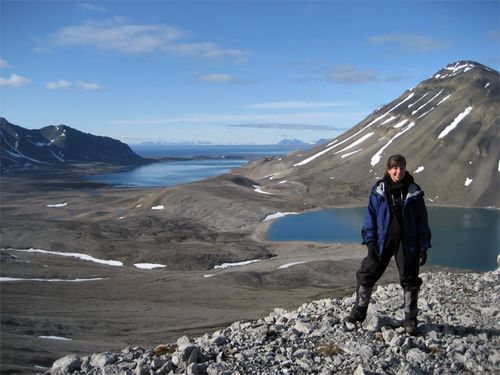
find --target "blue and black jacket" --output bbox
[361,173,431,256]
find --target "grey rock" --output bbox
[134,365,150,375]
[341,340,374,360]
[51,354,81,375]
[406,348,429,363]
[90,352,118,368]
[293,320,314,334]
[353,364,365,375]
[206,362,227,375]
[188,347,201,364]
[397,363,424,375]
[211,335,226,347]
[156,361,175,374]
[102,364,126,375]
[116,361,137,370]
[150,357,168,370]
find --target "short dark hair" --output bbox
[386,154,406,169]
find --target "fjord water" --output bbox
[86,144,308,187]
[86,158,247,187]
[267,207,499,271]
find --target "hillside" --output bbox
[242,61,499,208]
[47,268,499,374]
[0,118,149,172]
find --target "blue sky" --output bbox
[1,1,499,145]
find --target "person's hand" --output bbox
[419,249,427,266]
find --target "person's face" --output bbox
[388,164,406,183]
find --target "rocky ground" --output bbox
[47,268,499,375]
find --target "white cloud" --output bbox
[0,73,31,87]
[368,34,444,52]
[78,2,107,13]
[109,111,365,127]
[327,65,377,84]
[0,58,10,68]
[75,81,104,91]
[42,17,252,63]
[244,101,355,110]
[46,80,72,90]
[198,73,236,83]
[230,123,346,131]
[45,79,103,91]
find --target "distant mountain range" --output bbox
[0,118,148,172]
[277,138,329,146]
[243,61,499,208]
[138,138,329,146]
[0,119,326,173]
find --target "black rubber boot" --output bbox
[404,289,419,335]
[344,285,372,324]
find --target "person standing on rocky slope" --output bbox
[344,154,431,335]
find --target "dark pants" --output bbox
[356,240,422,291]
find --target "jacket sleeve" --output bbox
[361,192,377,245]
[416,195,432,250]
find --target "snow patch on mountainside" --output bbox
[437,106,473,139]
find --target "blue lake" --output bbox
[86,158,248,187]
[267,207,499,271]
[86,144,309,187]
[130,144,310,159]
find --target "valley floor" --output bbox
[0,169,454,374]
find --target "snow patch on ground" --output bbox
[334,132,373,155]
[437,106,473,139]
[379,116,398,126]
[411,90,443,115]
[414,166,425,174]
[3,248,123,267]
[151,205,164,210]
[134,263,167,270]
[46,203,68,208]
[0,277,106,283]
[393,119,408,129]
[214,260,261,269]
[407,92,428,108]
[436,94,452,106]
[341,149,362,158]
[371,122,415,166]
[262,212,298,222]
[278,262,306,269]
[464,178,473,187]
[39,336,72,341]
[253,185,273,195]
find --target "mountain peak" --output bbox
[431,60,497,81]
[243,61,499,208]
[0,119,148,172]
[278,138,307,146]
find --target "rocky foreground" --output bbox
[47,269,499,375]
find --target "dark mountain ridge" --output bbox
[0,118,149,172]
[242,60,499,208]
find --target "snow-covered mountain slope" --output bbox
[242,61,499,208]
[0,118,148,172]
